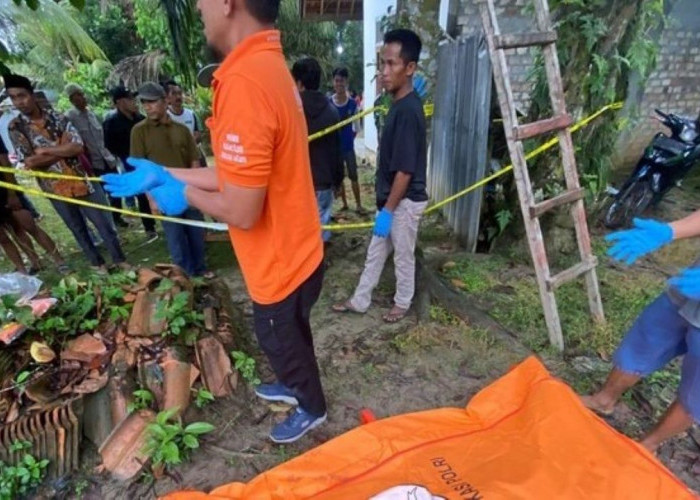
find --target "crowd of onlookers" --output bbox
[0,65,363,277]
[0,74,223,276]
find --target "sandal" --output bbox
[203,271,216,279]
[383,306,408,324]
[332,300,363,314]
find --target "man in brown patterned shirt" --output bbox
[4,74,126,270]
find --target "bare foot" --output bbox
[580,394,615,416]
[638,437,660,454]
[383,306,408,323]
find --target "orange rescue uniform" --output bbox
[208,30,323,304]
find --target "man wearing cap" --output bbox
[4,73,127,271]
[65,83,128,228]
[103,86,158,242]
[128,81,208,277]
[102,0,328,444]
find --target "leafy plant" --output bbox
[230,351,260,386]
[192,388,214,409]
[127,389,154,414]
[495,209,513,234]
[0,452,49,500]
[8,441,31,454]
[0,295,35,328]
[144,408,215,469]
[34,271,136,344]
[14,370,31,393]
[155,280,203,342]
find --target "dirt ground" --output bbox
[57,202,700,499]
[26,164,700,498]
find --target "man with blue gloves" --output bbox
[332,29,428,323]
[582,215,700,452]
[102,0,328,444]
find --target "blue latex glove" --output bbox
[148,176,188,216]
[605,218,673,265]
[373,208,393,238]
[101,157,172,197]
[669,268,700,300]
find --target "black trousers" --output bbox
[253,263,327,417]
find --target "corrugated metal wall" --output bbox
[429,35,492,251]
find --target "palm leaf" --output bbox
[109,51,166,90]
[1,0,109,85]
[158,0,198,87]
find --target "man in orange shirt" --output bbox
[102,0,327,443]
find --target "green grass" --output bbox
[440,234,667,356]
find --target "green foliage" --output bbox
[76,2,144,64]
[429,305,460,326]
[0,450,49,500]
[0,295,35,327]
[230,351,260,386]
[154,280,203,342]
[3,0,108,90]
[144,408,215,469]
[524,0,666,202]
[30,271,135,345]
[128,389,154,414]
[278,0,337,74]
[193,388,214,409]
[495,209,513,234]
[58,61,113,118]
[134,0,206,88]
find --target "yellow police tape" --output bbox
[307,103,434,142]
[0,101,623,233]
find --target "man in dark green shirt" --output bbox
[130,82,208,276]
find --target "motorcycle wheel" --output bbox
[603,181,655,229]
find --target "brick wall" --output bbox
[455,0,700,169]
[614,14,700,168]
[458,0,535,112]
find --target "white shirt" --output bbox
[0,109,20,156]
[167,108,197,135]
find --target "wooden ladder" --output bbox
[479,0,605,350]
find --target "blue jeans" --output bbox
[614,293,700,422]
[316,189,333,242]
[161,207,207,276]
[49,187,125,266]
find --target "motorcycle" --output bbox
[603,109,700,229]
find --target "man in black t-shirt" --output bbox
[333,29,428,323]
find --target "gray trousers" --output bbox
[349,198,428,312]
[50,185,125,267]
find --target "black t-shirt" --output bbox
[375,91,428,209]
[103,110,145,162]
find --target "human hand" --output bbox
[669,268,700,300]
[101,157,172,197]
[605,218,673,265]
[148,176,188,216]
[373,208,393,238]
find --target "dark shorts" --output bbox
[342,150,358,182]
[613,293,700,422]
